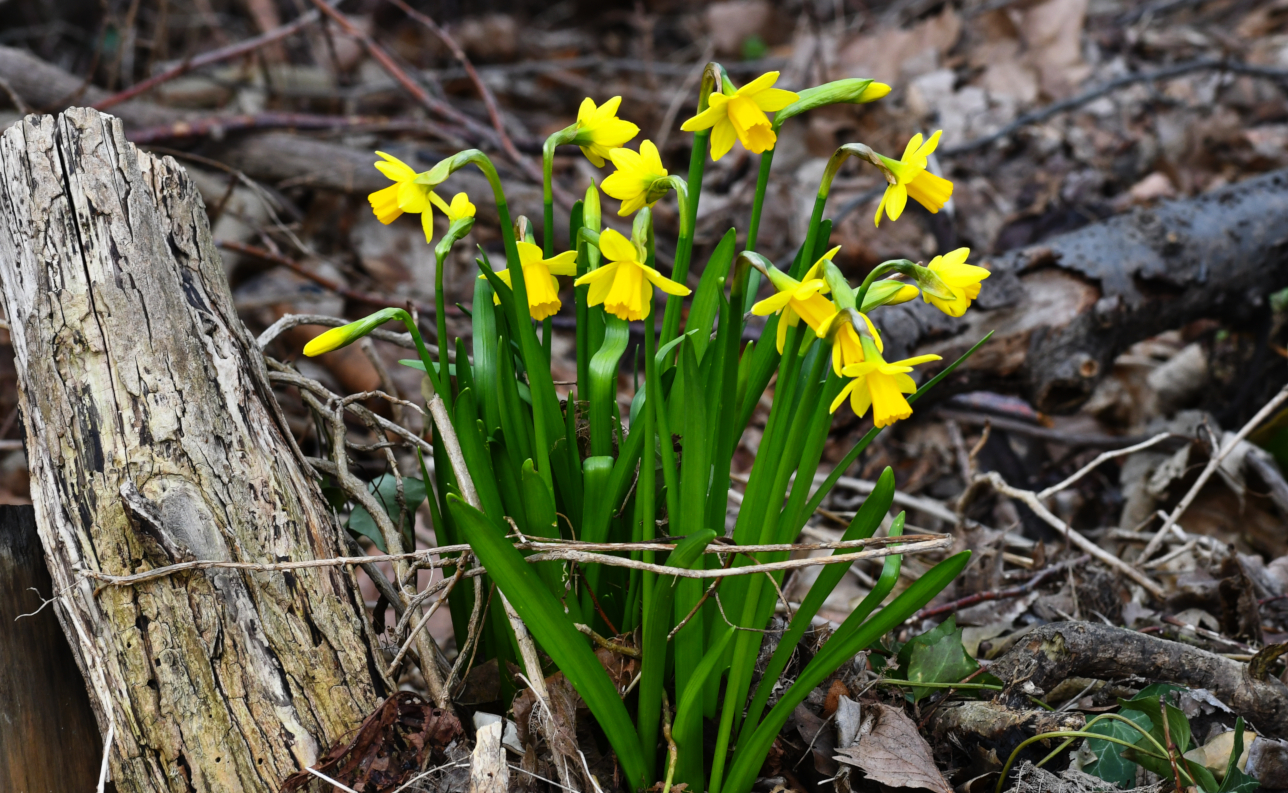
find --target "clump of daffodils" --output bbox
[317,64,989,793]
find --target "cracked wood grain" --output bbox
[0,108,389,792]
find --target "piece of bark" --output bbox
[470,720,509,793]
[0,45,540,214]
[988,621,1288,737]
[927,700,1084,768]
[877,169,1288,414]
[0,108,388,790]
[0,505,103,792]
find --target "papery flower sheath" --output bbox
[573,228,691,321]
[681,72,800,161]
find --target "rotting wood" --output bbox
[0,108,391,791]
[988,621,1288,738]
[0,505,103,792]
[876,169,1288,414]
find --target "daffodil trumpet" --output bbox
[873,130,954,226]
[830,334,943,427]
[574,213,691,323]
[750,247,843,354]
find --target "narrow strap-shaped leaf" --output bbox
[682,228,737,361]
[590,317,631,457]
[723,550,973,793]
[741,468,896,734]
[674,340,711,705]
[637,529,717,781]
[446,496,648,790]
[673,625,735,789]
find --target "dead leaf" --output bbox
[834,704,953,793]
[281,692,462,793]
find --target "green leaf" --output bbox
[741,471,897,736]
[445,495,647,791]
[724,550,972,793]
[673,625,735,789]
[637,529,717,783]
[347,474,427,552]
[906,624,980,702]
[682,228,736,361]
[589,317,630,456]
[1084,712,1154,788]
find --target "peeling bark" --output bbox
[0,108,387,792]
[878,169,1288,414]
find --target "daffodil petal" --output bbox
[597,228,638,263]
[545,250,579,276]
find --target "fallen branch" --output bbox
[879,169,1288,414]
[989,621,1288,737]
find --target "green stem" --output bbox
[542,135,557,258]
[433,251,453,413]
[997,732,1169,793]
[660,131,708,347]
[852,262,898,319]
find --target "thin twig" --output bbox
[575,623,641,658]
[1139,385,1288,564]
[1037,432,1173,499]
[976,471,1166,599]
[93,7,325,110]
[96,720,115,793]
[386,564,464,677]
[914,555,1090,620]
[305,766,360,793]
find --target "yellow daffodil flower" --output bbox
[573,228,691,321]
[484,241,578,321]
[429,191,476,224]
[369,151,438,243]
[602,140,668,216]
[751,246,842,353]
[874,131,953,227]
[680,72,800,161]
[574,97,641,167]
[830,349,943,427]
[830,312,883,377]
[922,247,990,317]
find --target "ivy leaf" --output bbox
[905,627,979,702]
[896,614,960,671]
[347,474,427,552]
[1083,710,1153,788]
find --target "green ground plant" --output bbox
[305,63,994,793]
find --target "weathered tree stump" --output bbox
[0,505,103,792]
[0,108,388,791]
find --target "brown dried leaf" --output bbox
[281,692,461,793]
[834,704,953,793]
